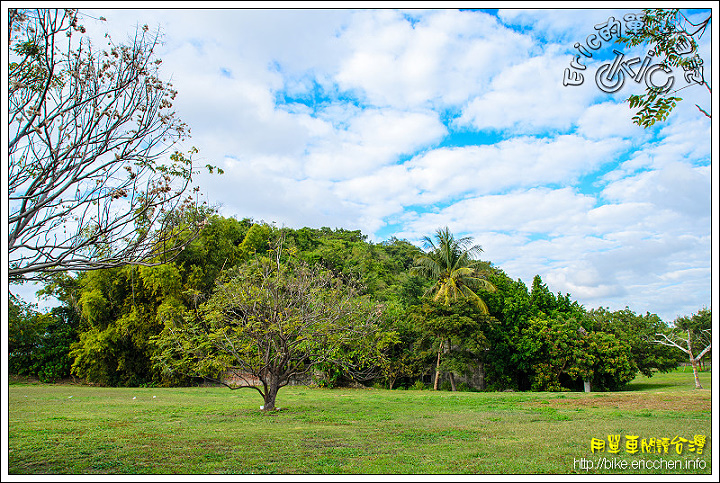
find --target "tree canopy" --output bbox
[8,9,218,282]
[10,217,704,400]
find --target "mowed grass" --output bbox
[8,369,711,475]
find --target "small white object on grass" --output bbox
[153,395,156,398]
[133,397,136,400]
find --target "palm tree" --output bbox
[412,226,495,390]
[412,226,495,312]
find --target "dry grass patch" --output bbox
[533,391,711,412]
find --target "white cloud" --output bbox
[13,8,709,324]
[575,101,649,140]
[304,107,446,180]
[497,8,630,44]
[407,134,626,199]
[335,9,537,109]
[456,48,603,133]
[402,187,596,241]
[602,163,711,217]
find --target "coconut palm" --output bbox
[412,226,495,312]
[412,226,496,390]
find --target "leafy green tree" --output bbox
[58,215,254,386]
[176,215,251,295]
[409,299,493,391]
[579,330,637,391]
[586,307,682,377]
[283,227,424,305]
[9,294,79,382]
[480,269,532,390]
[69,266,168,386]
[529,275,584,319]
[482,272,584,390]
[238,223,272,260]
[515,314,635,391]
[376,306,423,389]
[654,308,711,389]
[617,8,711,127]
[153,255,387,411]
[50,217,421,388]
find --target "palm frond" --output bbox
[412,226,496,310]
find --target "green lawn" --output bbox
[7,369,712,475]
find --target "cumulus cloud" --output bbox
[336,9,537,109]
[602,163,711,217]
[575,101,649,140]
[304,107,446,180]
[456,47,605,133]
[22,7,710,323]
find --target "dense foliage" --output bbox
[10,215,696,393]
[9,294,78,382]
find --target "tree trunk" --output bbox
[477,361,485,391]
[687,329,703,389]
[262,378,280,410]
[691,359,703,389]
[434,340,444,390]
[449,372,457,392]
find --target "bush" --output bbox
[409,380,427,390]
[457,382,470,392]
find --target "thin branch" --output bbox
[696,104,711,118]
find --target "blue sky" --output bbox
[11,5,717,323]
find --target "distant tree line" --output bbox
[10,215,702,398]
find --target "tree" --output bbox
[411,227,496,389]
[376,306,422,390]
[514,314,635,392]
[8,9,217,282]
[67,264,173,386]
[62,215,251,386]
[9,293,79,382]
[586,307,681,377]
[238,223,272,260]
[410,299,493,391]
[412,227,495,311]
[654,308,711,389]
[617,8,711,127]
[153,250,387,411]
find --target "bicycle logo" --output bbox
[595,49,673,94]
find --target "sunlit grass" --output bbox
[8,369,711,475]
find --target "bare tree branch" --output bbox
[8,9,216,282]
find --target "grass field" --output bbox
[7,369,712,475]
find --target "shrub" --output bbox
[457,382,470,392]
[409,380,427,390]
